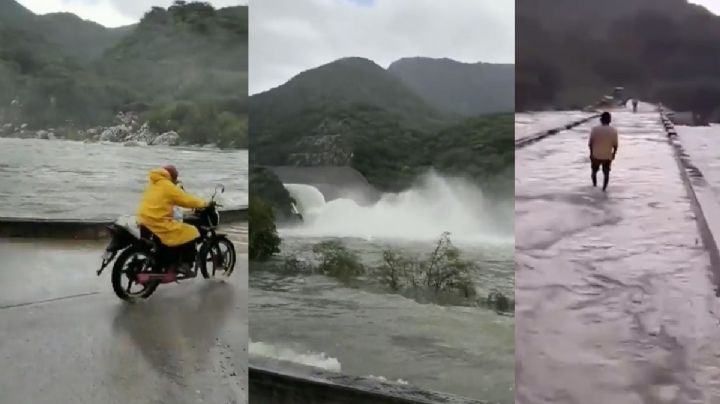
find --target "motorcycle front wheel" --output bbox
[111,246,160,302]
[198,236,236,279]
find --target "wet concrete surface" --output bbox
[0,225,248,404]
[515,111,720,404]
[677,125,720,204]
[515,111,595,141]
[250,356,489,404]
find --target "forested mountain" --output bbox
[251,57,447,134]
[250,57,514,194]
[388,57,514,116]
[0,0,130,61]
[517,0,720,120]
[0,0,248,148]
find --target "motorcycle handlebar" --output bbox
[195,201,221,211]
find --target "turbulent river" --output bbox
[249,173,515,403]
[0,138,248,218]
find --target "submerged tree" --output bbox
[378,232,476,298]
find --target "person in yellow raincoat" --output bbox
[136,165,209,274]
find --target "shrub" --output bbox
[311,240,365,281]
[377,232,477,298]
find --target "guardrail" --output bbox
[249,357,492,404]
[659,110,720,289]
[0,207,247,240]
[515,114,601,149]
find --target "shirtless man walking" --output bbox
[588,112,619,191]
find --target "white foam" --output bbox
[282,171,513,244]
[366,375,410,385]
[284,183,327,216]
[249,340,342,372]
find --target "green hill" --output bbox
[388,57,514,116]
[100,4,247,102]
[0,0,248,148]
[0,0,35,22]
[251,57,447,134]
[0,1,129,62]
[39,13,130,61]
[517,0,720,120]
[250,57,513,193]
[99,3,248,147]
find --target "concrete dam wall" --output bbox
[249,357,490,404]
[0,207,247,239]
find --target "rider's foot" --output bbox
[178,263,193,276]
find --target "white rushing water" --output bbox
[281,172,513,244]
[283,183,326,217]
[249,340,342,372]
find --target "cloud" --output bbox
[250,0,514,94]
[17,0,247,28]
[343,0,375,7]
[18,0,135,27]
[688,0,720,15]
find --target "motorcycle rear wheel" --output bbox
[111,246,160,302]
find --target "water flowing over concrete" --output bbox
[515,110,720,404]
[267,166,381,204]
[281,172,513,244]
[284,183,328,216]
[0,226,249,404]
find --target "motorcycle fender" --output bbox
[105,225,135,252]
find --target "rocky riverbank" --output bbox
[0,111,219,148]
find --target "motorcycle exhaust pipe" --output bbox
[136,272,177,284]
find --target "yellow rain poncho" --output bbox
[136,168,208,246]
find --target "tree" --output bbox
[249,196,281,261]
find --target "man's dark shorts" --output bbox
[591,158,612,174]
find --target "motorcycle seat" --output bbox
[138,226,162,244]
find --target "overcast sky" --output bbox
[250,0,514,94]
[17,0,247,28]
[689,0,720,15]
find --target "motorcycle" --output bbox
[97,184,237,301]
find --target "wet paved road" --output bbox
[0,225,248,404]
[515,111,720,404]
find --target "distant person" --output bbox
[588,112,618,191]
[632,99,638,113]
[136,165,211,275]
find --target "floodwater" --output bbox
[515,110,720,404]
[0,138,248,218]
[249,174,515,403]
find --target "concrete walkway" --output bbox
[515,111,720,404]
[0,225,248,404]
